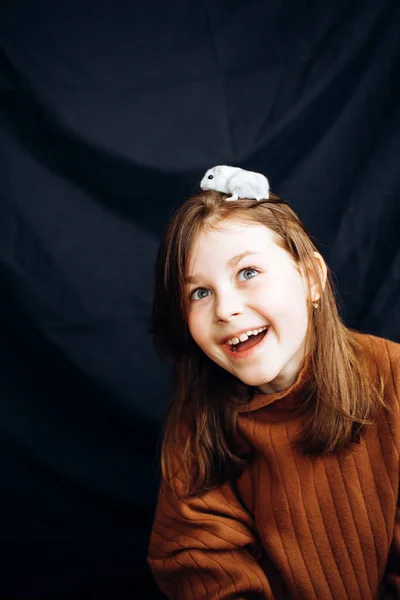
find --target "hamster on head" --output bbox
[200,165,270,201]
[200,165,242,193]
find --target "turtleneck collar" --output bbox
[237,355,312,415]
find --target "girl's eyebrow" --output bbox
[185,275,199,284]
[185,251,262,284]
[227,251,262,268]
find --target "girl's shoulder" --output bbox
[350,329,400,398]
[351,329,400,362]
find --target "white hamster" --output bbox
[200,165,270,201]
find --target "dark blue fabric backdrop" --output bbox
[0,0,399,597]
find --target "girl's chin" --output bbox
[235,371,279,390]
[234,365,297,393]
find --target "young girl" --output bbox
[147,170,400,600]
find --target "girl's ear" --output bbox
[308,251,327,303]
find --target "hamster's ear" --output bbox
[307,251,327,303]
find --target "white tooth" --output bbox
[239,333,249,342]
[227,340,233,345]
[232,337,240,345]
[246,331,253,336]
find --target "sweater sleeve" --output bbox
[386,503,400,598]
[384,338,400,599]
[147,467,271,599]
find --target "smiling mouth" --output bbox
[228,328,268,353]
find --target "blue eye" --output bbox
[238,267,259,281]
[190,288,211,301]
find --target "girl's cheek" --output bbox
[187,301,204,316]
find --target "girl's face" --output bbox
[185,219,313,393]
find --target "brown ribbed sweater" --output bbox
[148,333,400,599]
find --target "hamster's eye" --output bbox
[208,175,213,180]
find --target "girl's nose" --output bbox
[214,291,244,323]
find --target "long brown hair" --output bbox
[152,189,384,496]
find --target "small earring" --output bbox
[312,301,319,309]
